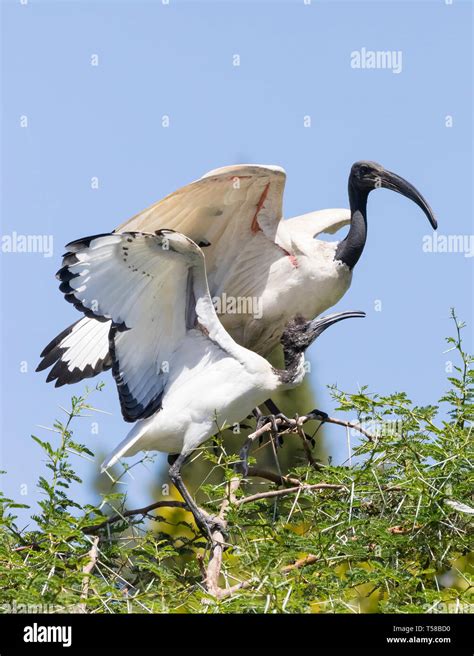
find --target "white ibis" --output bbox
[38,161,436,387]
[55,228,364,536]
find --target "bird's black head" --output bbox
[349,160,437,229]
[281,311,366,361]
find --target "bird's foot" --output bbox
[274,412,293,429]
[307,408,329,422]
[196,511,228,543]
[256,414,287,447]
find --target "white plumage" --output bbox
[55,228,364,535]
[57,230,286,462]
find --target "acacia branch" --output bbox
[281,554,320,572]
[84,500,187,534]
[201,465,347,599]
[318,415,375,442]
[202,476,241,599]
[245,413,375,445]
[247,466,301,487]
[236,482,348,506]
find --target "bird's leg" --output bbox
[238,404,329,476]
[264,398,283,416]
[168,453,226,542]
[265,400,329,446]
[233,409,264,476]
[264,399,295,447]
[268,413,284,448]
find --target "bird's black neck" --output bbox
[335,181,368,270]
[275,347,306,386]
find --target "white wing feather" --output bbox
[36,316,111,386]
[283,208,351,238]
[116,164,287,244]
[57,232,193,422]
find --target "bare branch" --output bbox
[237,482,348,506]
[244,413,375,445]
[316,415,375,442]
[281,554,320,573]
[79,536,99,612]
[203,477,242,599]
[247,466,301,487]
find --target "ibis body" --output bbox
[55,228,364,533]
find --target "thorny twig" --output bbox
[236,482,348,506]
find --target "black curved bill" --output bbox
[309,311,366,338]
[381,170,437,229]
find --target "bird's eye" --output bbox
[359,165,370,176]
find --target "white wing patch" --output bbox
[36,316,111,386]
[56,231,192,422]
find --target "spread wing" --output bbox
[116,165,289,278]
[117,164,286,242]
[56,231,203,422]
[37,165,287,387]
[39,164,350,387]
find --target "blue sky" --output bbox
[1,0,472,515]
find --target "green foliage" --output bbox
[0,311,472,614]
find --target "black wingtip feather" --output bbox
[60,252,80,267]
[38,320,81,359]
[65,232,114,252]
[56,266,80,283]
[59,280,74,294]
[37,319,112,384]
[108,325,163,422]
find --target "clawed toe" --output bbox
[195,510,227,541]
[308,408,329,422]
